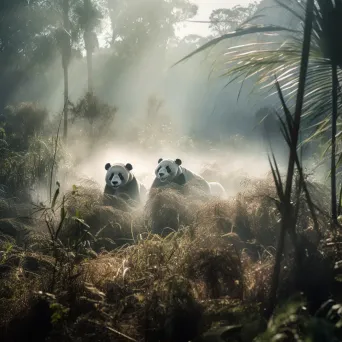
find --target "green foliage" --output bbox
[0,171,338,341]
[50,302,70,325]
[108,0,198,56]
[2,102,49,151]
[209,2,258,36]
[75,0,103,34]
[175,0,342,141]
[0,103,71,202]
[0,0,104,111]
[173,24,294,68]
[0,242,13,264]
[0,1,68,109]
[256,296,342,341]
[2,1,342,341]
[70,92,118,142]
[256,296,307,341]
[71,92,117,124]
[0,0,58,69]
[74,0,103,56]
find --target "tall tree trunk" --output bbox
[84,0,93,93]
[62,0,70,143]
[107,0,118,47]
[86,43,93,93]
[267,0,314,319]
[331,62,338,224]
[63,62,69,140]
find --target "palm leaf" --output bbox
[172,25,298,68]
[173,0,342,145]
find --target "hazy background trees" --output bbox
[209,2,258,36]
[0,0,287,149]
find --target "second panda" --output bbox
[150,158,226,197]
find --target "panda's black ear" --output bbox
[105,163,111,170]
[125,163,133,171]
[158,158,163,164]
[175,159,182,166]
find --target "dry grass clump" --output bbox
[0,196,34,243]
[63,204,142,251]
[243,253,274,305]
[82,235,201,339]
[208,173,330,249]
[185,247,244,299]
[0,218,31,242]
[0,241,53,328]
[84,229,245,300]
[240,174,278,245]
[84,206,142,248]
[189,196,277,305]
[0,271,40,326]
[236,194,279,248]
[0,171,337,341]
[64,181,106,214]
[64,178,144,214]
[39,181,147,251]
[193,194,276,250]
[85,233,190,289]
[81,227,256,340]
[194,199,239,235]
[145,186,205,236]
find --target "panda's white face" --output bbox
[155,158,182,183]
[105,163,132,189]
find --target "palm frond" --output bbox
[172,25,298,67]
[274,0,305,23]
[173,0,342,146]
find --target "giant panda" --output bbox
[150,158,226,198]
[104,162,147,205]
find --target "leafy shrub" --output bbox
[1,103,49,151]
[70,92,118,145]
[0,136,69,200]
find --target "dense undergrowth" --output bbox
[1,99,342,342]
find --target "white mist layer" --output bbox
[70,142,275,198]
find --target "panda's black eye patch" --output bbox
[118,173,124,181]
[157,166,161,172]
[166,166,171,173]
[109,173,114,181]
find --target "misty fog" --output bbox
[2,0,324,203]
[1,2,340,339]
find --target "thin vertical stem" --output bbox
[63,64,69,142]
[331,63,338,223]
[63,0,70,144]
[338,183,342,217]
[267,0,315,318]
[84,0,93,93]
[87,47,93,93]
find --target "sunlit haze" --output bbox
[98,0,260,47]
[0,1,335,337]
[176,0,260,37]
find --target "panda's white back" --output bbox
[182,167,206,182]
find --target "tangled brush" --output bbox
[145,184,211,236]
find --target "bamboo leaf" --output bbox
[51,182,60,211]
